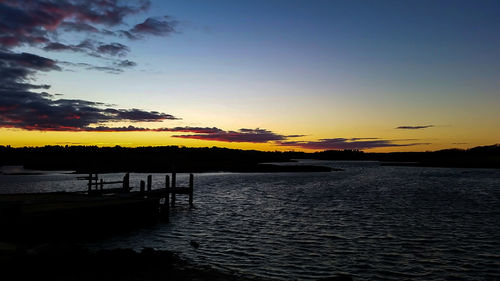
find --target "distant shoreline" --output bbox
[1,144,499,172]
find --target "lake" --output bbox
[1,161,499,280]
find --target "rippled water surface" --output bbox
[1,161,500,280]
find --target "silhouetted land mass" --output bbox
[0,145,329,173]
[0,144,499,172]
[313,144,500,168]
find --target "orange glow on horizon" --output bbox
[1,128,493,153]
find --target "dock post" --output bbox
[162,175,170,221]
[171,172,176,207]
[140,180,145,196]
[87,173,92,193]
[123,173,130,192]
[99,179,104,193]
[189,173,194,206]
[94,173,98,190]
[147,175,152,193]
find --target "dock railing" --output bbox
[78,173,130,194]
[77,172,194,220]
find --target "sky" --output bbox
[1,0,499,152]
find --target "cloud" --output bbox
[44,40,130,58]
[0,1,177,68]
[0,0,150,48]
[114,60,137,68]
[0,90,177,131]
[85,125,148,132]
[157,126,225,134]
[278,138,430,150]
[0,50,60,94]
[85,65,123,74]
[0,1,183,133]
[170,128,289,143]
[129,16,177,37]
[396,125,434,130]
[97,43,129,57]
[0,51,60,71]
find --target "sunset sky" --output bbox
[1,0,499,152]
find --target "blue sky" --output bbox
[1,0,499,150]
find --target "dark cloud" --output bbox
[115,60,137,68]
[44,40,130,58]
[350,137,379,141]
[157,127,225,134]
[61,59,137,73]
[0,90,177,131]
[103,108,176,122]
[0,51,60,71]
[0,27,178,133]
[0,1,177,63]
[278,138,430,150]
[396,125,434,130]
[97,43,129,57]
[78,126,149,132]
[129,16,177,37]
[0,50,60,95]
[171,128,289,143]
[0,0,178,78]
[43,42,80,52]
[117,30,139,40]
[0,1,181,133]
[0,0,150,48]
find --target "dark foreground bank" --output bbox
[0,244,353,281]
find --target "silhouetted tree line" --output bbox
[0,145,308,173]
[0,144,499,172]
[320,144,500,168]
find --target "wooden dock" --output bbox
[0,173,194,242]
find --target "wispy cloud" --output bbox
[129,16,178,38]
[277,138,430,150]
[396,125,434,130]
[170,127,292,143]
[157,126,225,134]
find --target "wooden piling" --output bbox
[171,172,176,207]
[189,173,194,206]
[162,175,170,221]
[140,180,145,196]
[123,173,130,192]
[87,173,92,193]
[94,173,98,190]
[147,175,152,193]
[99,179,104,192]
